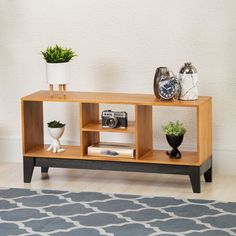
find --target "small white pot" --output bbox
[47,127,65,153]
[46,62,70,85]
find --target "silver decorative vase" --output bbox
[179,62,198,100]
[153,67,170,99]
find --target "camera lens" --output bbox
[105,117,118,128]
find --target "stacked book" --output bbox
[88,142,135,158]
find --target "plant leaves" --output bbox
[41,45,77,63]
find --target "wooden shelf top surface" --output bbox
[22,90,211,107]
[24,145,199,166]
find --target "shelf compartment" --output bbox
[25,145,136,162]
[24,145,81,159]
[82,121,135,133]
[139,150,199,166]
[24,145,199,166]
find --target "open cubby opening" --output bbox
[80,103,135,159]
[22,101,81,159]
[81,103,135,133]
[138,106,198,165]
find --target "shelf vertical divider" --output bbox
[135,105,153,159]
[197,98,212,164]
[21,101,44,154]
[80,103,100,156]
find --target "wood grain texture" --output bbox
[82,121,135,133]
[80,103,100,155]
[140,150,198,166]
[81,132,100,156]
[59,85,63,92]
[49,85,53,97]
[24,145,81,159]
[63,84,67,96]
[21,101,44,153]
[80,103,99,126]
[24,144,198,166]
[22,90,211,107]
[135,105,153,158]
[197,98,212,164]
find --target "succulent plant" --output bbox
[47,120,65,128]
[162,120,186,136]
[41,45,77,63]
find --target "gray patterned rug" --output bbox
[0,188,235,236]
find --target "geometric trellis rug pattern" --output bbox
[0,188,235,236]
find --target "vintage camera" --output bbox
[102,110,128,128]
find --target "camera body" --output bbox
[102,110,128,129]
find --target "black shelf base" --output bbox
[23,156,212,193]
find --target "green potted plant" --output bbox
[47,120,66,153]
[162,120,186,159]
[41,45,77,96]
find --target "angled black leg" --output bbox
[41,167,49,173]
[23,157,35,183]
[204,167,212,182]
[189,167,201,193]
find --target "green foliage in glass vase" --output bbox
[41,45,77,63]
[162,120,186,136]
[47,120,65,128]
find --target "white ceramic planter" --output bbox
[46,62,70,85]
[47,127,65,153]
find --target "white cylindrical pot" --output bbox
[179,63,198,100]
[46,62,70,85]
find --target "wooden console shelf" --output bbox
[21,90,212,193]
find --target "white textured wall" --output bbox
[0,0,236,174]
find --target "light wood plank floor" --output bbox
[0,162,235,202]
